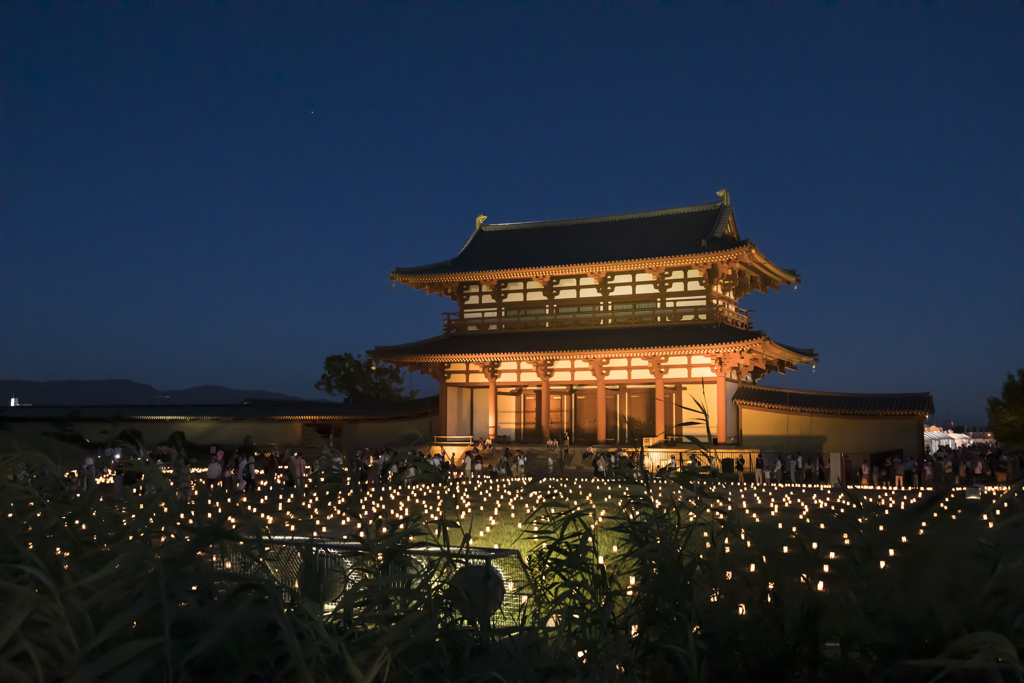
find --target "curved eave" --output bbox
[746,245,801,286]
[762,339,817,365]
[391,243,797,287]
[373,335,774,365]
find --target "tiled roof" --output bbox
[733,385,934,416]
[394,202,743,276]
[0,396,438,422]
[373,324,809,359]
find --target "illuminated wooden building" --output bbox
[372,192,817,446]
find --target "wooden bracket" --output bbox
[585,358,610,378]
[477,361,500,381]
[527,359,554,380]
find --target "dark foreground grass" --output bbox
[3,450,1024,682]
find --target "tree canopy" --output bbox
[314,353,418,404]
[987,369,1024,448]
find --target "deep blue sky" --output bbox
[2,4,1021,425]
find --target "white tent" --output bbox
[923,430,955,454]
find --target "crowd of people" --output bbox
[60,438,1021,500]
[862,445,1018,488]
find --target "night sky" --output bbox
[2,4,1021,426]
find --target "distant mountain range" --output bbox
[0,380,313,406]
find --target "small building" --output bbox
[735,385,933,461]
[0,397,439,458]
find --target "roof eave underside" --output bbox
[373,331,816,365]
[391,242,798,286]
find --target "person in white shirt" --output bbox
[206,456,222,491]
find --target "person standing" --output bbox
[788,454,797,484]
[246,455,257,493]
[82,457,97,491]
[754,454,764,484]
[736,455,745,484]
[234,452,247,494]
[773,456,782,483]
[265,448,279,488]
[218,450,231,492]
[206,456,222,494]
[293,453,307,491]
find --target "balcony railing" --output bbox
[443,304,751,335]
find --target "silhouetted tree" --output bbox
[987,369,1024,448]
[314,353,418,404]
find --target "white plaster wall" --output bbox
[497,394,516,438]
[450,386,471,436]
[471,387,489,437]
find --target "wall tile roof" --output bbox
[734,385,934,416]
[0,396,438,422]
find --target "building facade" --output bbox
[373,193,817,446]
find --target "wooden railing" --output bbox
[443,304,751,334]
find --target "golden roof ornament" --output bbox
[476,215,487,230]
[716,189,730,205]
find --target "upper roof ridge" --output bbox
[481,201,723,232]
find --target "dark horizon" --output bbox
[3,4,1021,426]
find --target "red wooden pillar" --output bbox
[541,376,551,442]
[436,371,448,437]
[588,358,609,446]
[655,375,666,442]
[529,359,553,442]
[716,373,727,445]
[480,362,499,441]
[645,356,668,444]
[488,376,498,440]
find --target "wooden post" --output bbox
[528,360,553,442]
[437,373,448,437]
[645,356,668,445]
[716,372,727,445]
[488,376,498,440]
[655,374,665,443]
[588,358,609,446]
[541,376,551,442]
[479,362,499,441]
